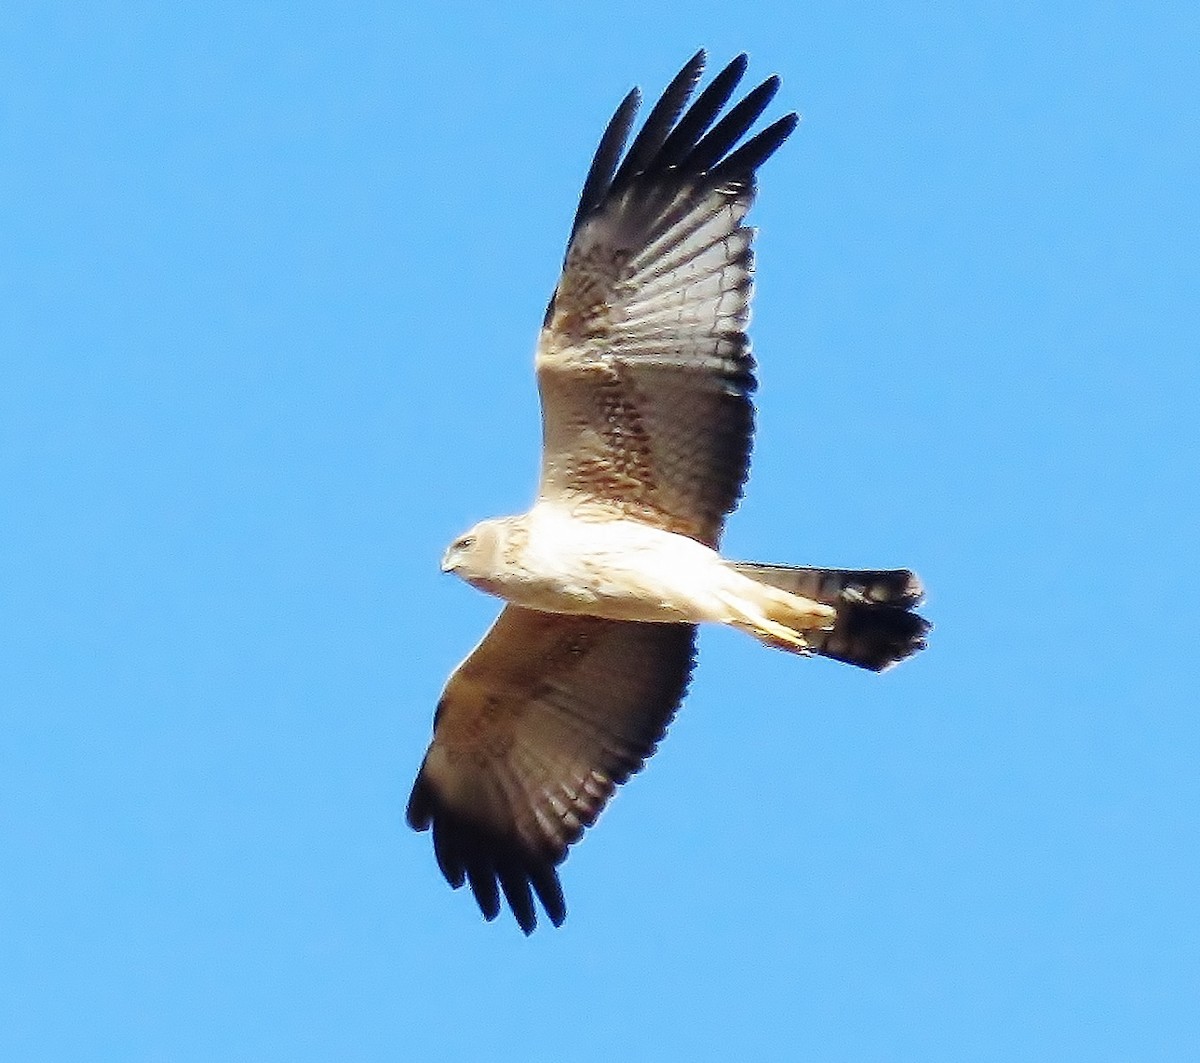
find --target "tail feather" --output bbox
[731,563,929,671]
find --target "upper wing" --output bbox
[407,607,696,933]
[536,51,798,546]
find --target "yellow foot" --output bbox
[752,617,813,653]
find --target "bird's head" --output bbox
[441,518,510,587]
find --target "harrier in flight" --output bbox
[408,51,928,933]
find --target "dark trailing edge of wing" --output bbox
[562,50,798,250]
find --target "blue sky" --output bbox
[3,2,1199,1059]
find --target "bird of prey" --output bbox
[408,51,929,933]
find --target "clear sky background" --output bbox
[4,3,1198,1060]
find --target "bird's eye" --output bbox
[456,535,476,551]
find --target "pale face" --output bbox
[440,519,506,583]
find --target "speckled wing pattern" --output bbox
[536,50,797,547]
[407,607,695,934]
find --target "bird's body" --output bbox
[408,51,930,933]
[445,504,835,641]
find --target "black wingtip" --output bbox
[531,864,567,929]
[569,86,642,240]
[414,781,570,934]
[564,53,793,248]
[609,52,708,197]
[684,75,784,175]
[405,772,432,832]
[653,53,749,174]
[498,867,537,935]
[710,111,799,183]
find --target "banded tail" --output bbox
[731,563,929,671]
